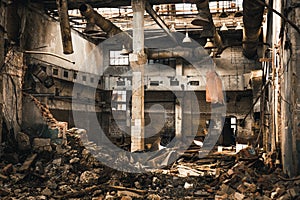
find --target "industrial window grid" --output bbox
[109,50,129,66]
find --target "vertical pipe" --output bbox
[192,0,224,51]
[56,0,73,54]
[242,0,264,59]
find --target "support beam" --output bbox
[56,0,73,54]
[130,0,146,152]
[145,2,178,44]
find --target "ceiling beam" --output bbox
[144,1,179,44]
[32,0,232,10]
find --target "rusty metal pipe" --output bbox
[56,0,73,54]
[146,47,208,60]
[79,4,123,37]
[191,0,211,26]
[192,0,224,52]
[242,0,265,59]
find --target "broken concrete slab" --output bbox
[32,138,52,152]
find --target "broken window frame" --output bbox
[109,50,129,66]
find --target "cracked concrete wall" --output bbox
[266,0,300,176]
[1,49,24,141]
[0,2,25,143]
[21,6,97,74]
[281,0,300,176]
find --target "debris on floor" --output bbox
[1,96,299,199]
[0,126,300,200]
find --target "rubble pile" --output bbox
[1,128,300,199]
[1,98,300,200]
[212,158,300,200]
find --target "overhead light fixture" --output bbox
[182,31,192,43]
[120,45,130,55]
[220,23,228,31]
[234,6,243,17]
[219,7,228,18]
[209,49,221,58]
[204,38,216,49]
[170,24,176,32]
[235,22,243,30]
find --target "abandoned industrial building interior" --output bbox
[0,0,300,199]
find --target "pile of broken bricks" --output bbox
[1,127,299,199]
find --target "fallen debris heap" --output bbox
[0,126,299,200]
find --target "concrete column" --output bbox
[175,98,182,138]
[130,0,146,152]
[175,58,183,76]
[175,58,183,138]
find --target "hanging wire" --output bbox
[253,0,300,34]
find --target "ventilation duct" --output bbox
[56,0,73,54]
[191,0,224,53]
[242,0,265,59]
[79,4,123,37]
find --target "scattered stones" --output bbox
[41,187,52,196]
[80,170,99,184]
[69,157,80,164]
[0,127,300,199]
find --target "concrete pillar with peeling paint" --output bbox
[175,58,183,138]
[130,0,146,152]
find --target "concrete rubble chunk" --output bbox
[33,138,52,152]
[287,188,298,198]
[147,194,161,200]
[194,190,210,196]
[69,157,80,164]
[52,158,62,166]
[215,194,228,200]
[271,187,285,199]
[234,192,245,200]
[117,190,142,198]
[41,187,52,196]
[16,132,31,151]
[80,171,99,184]
[227,169,235,176]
